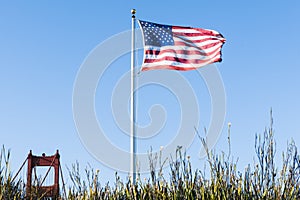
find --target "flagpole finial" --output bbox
[131,9,136,17]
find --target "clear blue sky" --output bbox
[1,1,300,185]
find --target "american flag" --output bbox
[138,20,226,71]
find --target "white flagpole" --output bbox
[130,8,137,184]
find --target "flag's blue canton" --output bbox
[140,20,174,47]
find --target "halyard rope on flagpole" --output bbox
[130,8,137,184]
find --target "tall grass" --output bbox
[65,113,300,199]
[0,146,25,199]
[1,114,300,199]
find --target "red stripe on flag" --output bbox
[174,40,223,51]
[141,58,221,71]
[145,45,223,58]
[144,53,221,65]
[172,26,220,35]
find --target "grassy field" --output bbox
[1,115,299,199]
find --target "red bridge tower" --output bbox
[26,150,60,198]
